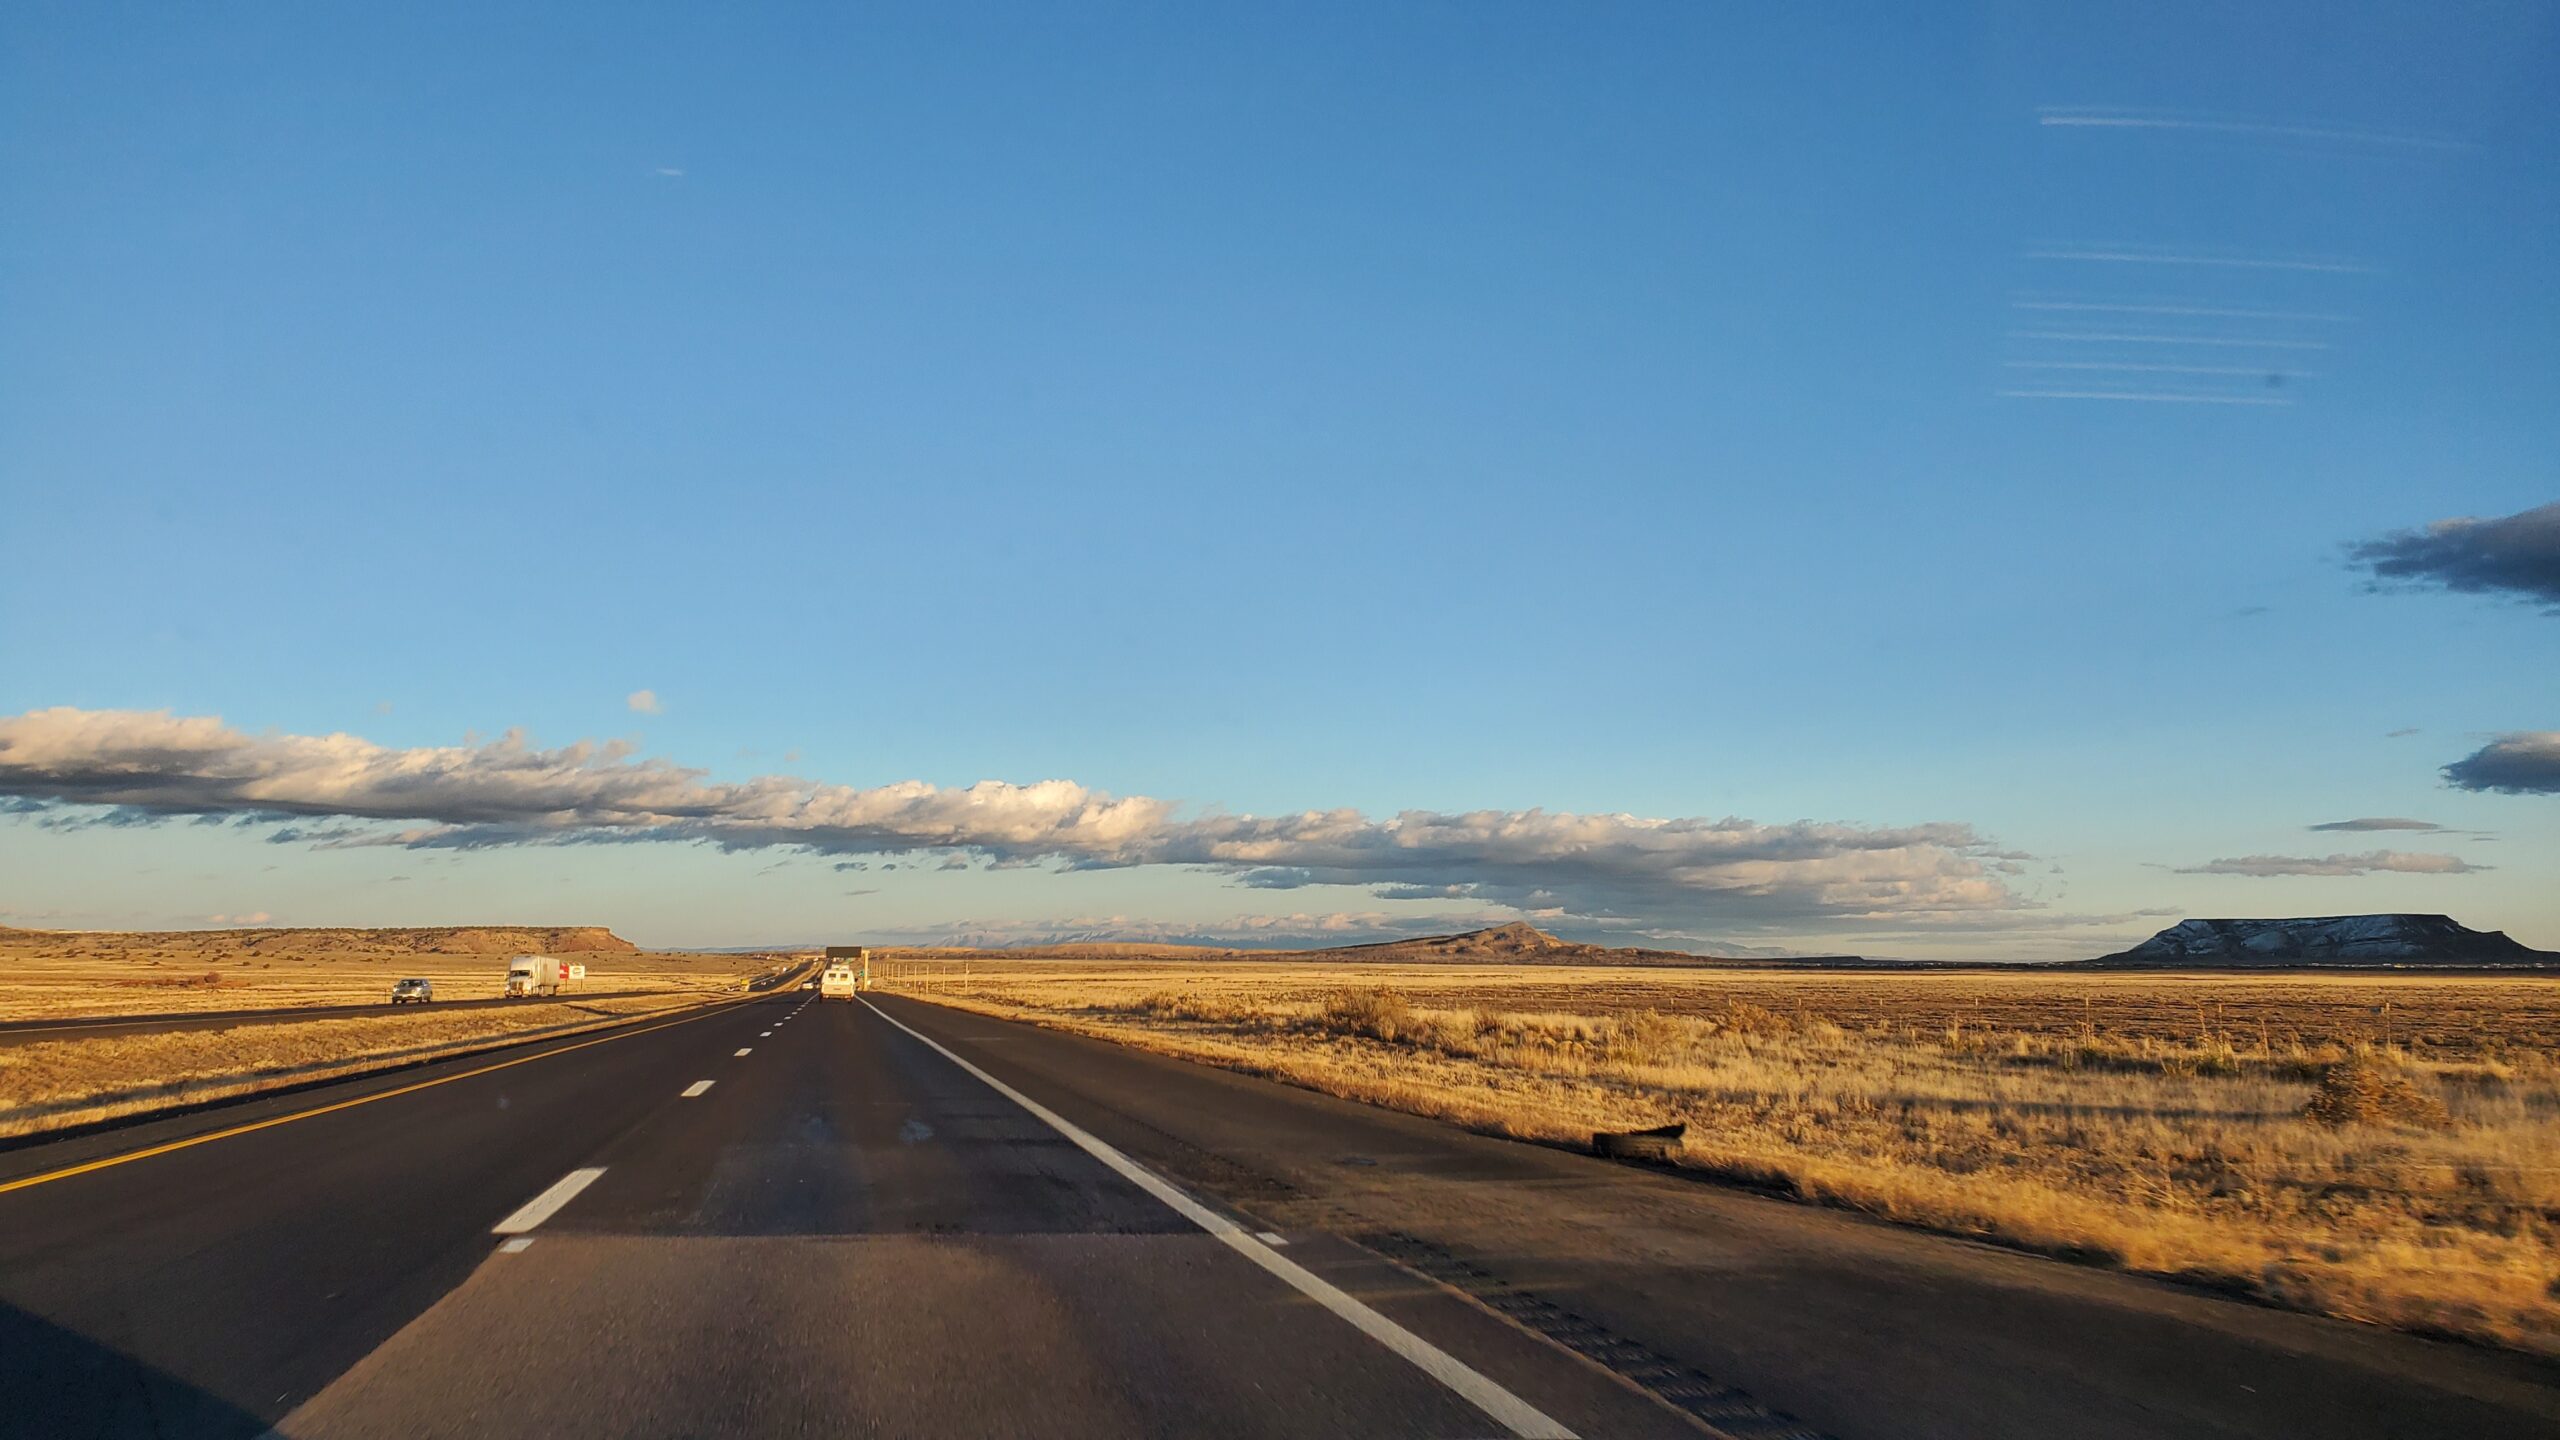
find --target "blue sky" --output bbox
[3,2,2554,955]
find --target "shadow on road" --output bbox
[0,1300,272,1440]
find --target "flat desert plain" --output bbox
[895,957,2560,1357]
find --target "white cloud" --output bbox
[626,690,663,715]
[207,911,274,926]
[0,707,2035,933]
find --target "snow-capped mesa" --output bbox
[2093,915,2560,968]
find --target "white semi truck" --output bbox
[503,954,567,998]
[821,945,870,999]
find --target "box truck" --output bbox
[503,954,567,998]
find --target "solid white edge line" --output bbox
[491,1167,606,1235]
[682,1080,714,1097]
[858,997,1575,1440]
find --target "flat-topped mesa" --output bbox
[426,926,635,954]
[221,925,640,954]
[2093,915,2560,968]
[0,925,641,957]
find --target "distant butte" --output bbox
[2086,915,2559,969]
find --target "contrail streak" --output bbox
[2003,361,2320,377]
[2007,331,2331,350]
[2022,249,2376,274]
[2036,108,2466,151]
[2010,300,2350,323]
[2000,389,2295,406]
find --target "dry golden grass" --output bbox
[0,990,729,1139]
[0,927,782,1138]
[0,927,762,1020]
[896,959,2560,1358]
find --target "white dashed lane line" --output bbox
[498,1238,534,1254]
[682,1081,714,1097]
[735,1048,752,1056]
[491,1168,606,1235]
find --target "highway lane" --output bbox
[0,990,1687,1439]
[0,996,780,1437]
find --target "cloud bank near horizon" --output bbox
[0,707,2033,934]
[2173,851,2487,877]
[871,910,1504,951]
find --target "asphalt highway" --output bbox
[1,991,2553,1439]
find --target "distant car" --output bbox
[802,979,817,990]
[389,978,433,1005]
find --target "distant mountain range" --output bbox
[881,921,1857,967]
[13,915,2545,970]
[893,914,2559,971]
[1291,921,1837,965]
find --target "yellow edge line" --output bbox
[0,997,759,1196]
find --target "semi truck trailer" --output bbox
[503,954,567,998]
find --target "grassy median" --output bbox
[0,991,742,1140]
[900,961,2560,1359]
[0,926,751,1020]
[0,927,781,1138]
